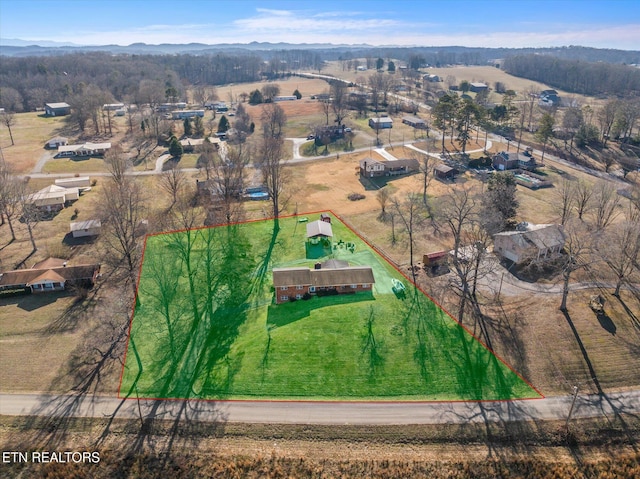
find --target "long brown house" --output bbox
[0,258,100,294]
[273,260,375,304]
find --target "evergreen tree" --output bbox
[193,116,205,137]
[168,136,183,158]
[249,89,263,105]
[183,117,192,136]
[482,171,518,233]
[536,113,555,163]
[217,115,230,133]
[293,89,302,99]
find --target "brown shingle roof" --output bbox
[272,266,375,288]
[0,264,100,289]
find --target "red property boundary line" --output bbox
[117,210,544,404]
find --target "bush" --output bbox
[468,157,492,168]
[348,192,365,201]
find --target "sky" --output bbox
[1,0,639,50]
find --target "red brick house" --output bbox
[273,260,375,304]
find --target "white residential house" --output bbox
[57,142,111,157]
[494,223,566,264]
[26,185,79,212]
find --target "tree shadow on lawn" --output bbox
[400,287,534,400]
[267,292,375,328]
[0,290,74,312]
[129,223,257,401]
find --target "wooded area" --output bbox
[504,54,640,97]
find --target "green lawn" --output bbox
[119,214,541,401]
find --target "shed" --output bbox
[306,220,333,240]
[423,251,448,266]
[44,102,71,116]
[402,116,427,129]
[70,219,101,238]
[46,137,68,149]
[369,117,393,129]
[469,82,488,93]
[434,164,459,180]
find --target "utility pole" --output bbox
[565,385,579,429]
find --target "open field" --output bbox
[1,413,639,478]
[120,214,540,401]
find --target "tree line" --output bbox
[503,54,640,97]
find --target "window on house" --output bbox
[351,284,358,289]
[296,294,303,300]
[280,296,288,301]
[296,285,303,290]
[309,286,316,293]
[362,284,370,288]
[280,286,288,290]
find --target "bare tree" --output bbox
[0,156,19,240]
[391,192,426,283]
[573,180,593,221]
[193,86,217,108]
[17,182,39,254]
[597,218,640,296]
[559,220,593,311]
[376,186,392,219]
[320,91,331,125]
[159,163,187,210]
[261,84,280,103]
[206,142,249,224]
[0,111,16,146]
[259,136,288,220]
[258,104,288,219]
[597,100,619,146]
[590,180,621,231]
[418,153,433,209]
[330,80,349,126]
[100,177,146,297]
[554,177,575,226]
[104,145,132,188]
[261,103,287,140]
[436,186,479,323]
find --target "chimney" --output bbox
[314,262,322,270]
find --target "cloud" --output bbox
[8,7,639,50]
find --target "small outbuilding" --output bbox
[46,137,68,149]
[434,164,459,181]
[70,219,101,238]
[469,82,488,93]
[44,102,71,116]
[306,220,333,245]
[402,116,427,129]
[369,117,393,129]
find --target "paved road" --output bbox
[1,390,639,425]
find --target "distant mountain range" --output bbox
[1,39,639,65]
[0,39,376,56]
